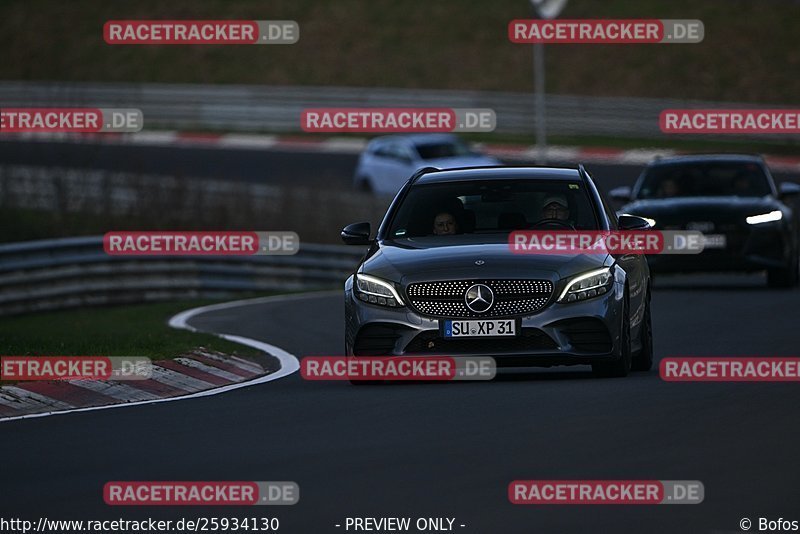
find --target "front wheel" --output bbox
[592,289,632,378]
[767,253,799,288]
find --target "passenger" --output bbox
[432,212,459,235]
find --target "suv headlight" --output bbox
[746,210,782,225]
[354,273,405,307]
[558,267,613,303]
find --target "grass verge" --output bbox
[0,300,265,358]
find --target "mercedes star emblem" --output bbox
[465,283,494,313]
[475,259,485,266]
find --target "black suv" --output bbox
[612,154,800,287]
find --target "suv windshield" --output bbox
[637,162,772,199]
[414,141,472,160]
[387,178,599,240]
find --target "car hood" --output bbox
[416,155,501,169]
[621,196,783,224]
[360,237,610,285]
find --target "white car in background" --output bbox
[353,134,501,195]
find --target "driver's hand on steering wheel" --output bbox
[530,218,577,230]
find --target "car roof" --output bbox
[415,166,582,184]
[647,153,765,167]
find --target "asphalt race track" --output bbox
[2,141,799,533]
[2,277,800,534]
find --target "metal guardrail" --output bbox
[0,81,788,140]
[0,236,364,316]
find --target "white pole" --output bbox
[529,0,567,163]
[534,42,546,163]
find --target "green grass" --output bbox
[0,300,263,358]
[0,0,799,103]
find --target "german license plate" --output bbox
[442,319,517,338]
[702,234,727,249]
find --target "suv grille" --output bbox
[406,279,553,318]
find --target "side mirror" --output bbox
[341,222,372,245]
[609,186,632,203]
[617,214,652,230]
[779,181,800,200]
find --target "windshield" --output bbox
[387,178,599,240]
[414,141,473,160]
[637,162,772,199]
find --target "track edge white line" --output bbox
[0,292,336,424]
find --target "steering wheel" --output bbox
[530,218,576,230]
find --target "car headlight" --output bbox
[746,210,783,225]
[354,273,405,307]
[558,267,614,303]
[641,217,656,228]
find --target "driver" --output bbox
[658,178,681,198]
[432,212,459,235]
[540,195,570,221]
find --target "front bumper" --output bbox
[344,276,625,367]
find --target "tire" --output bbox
[767,254,799,288]
[632,288,653,372]
[592,288,632,378]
